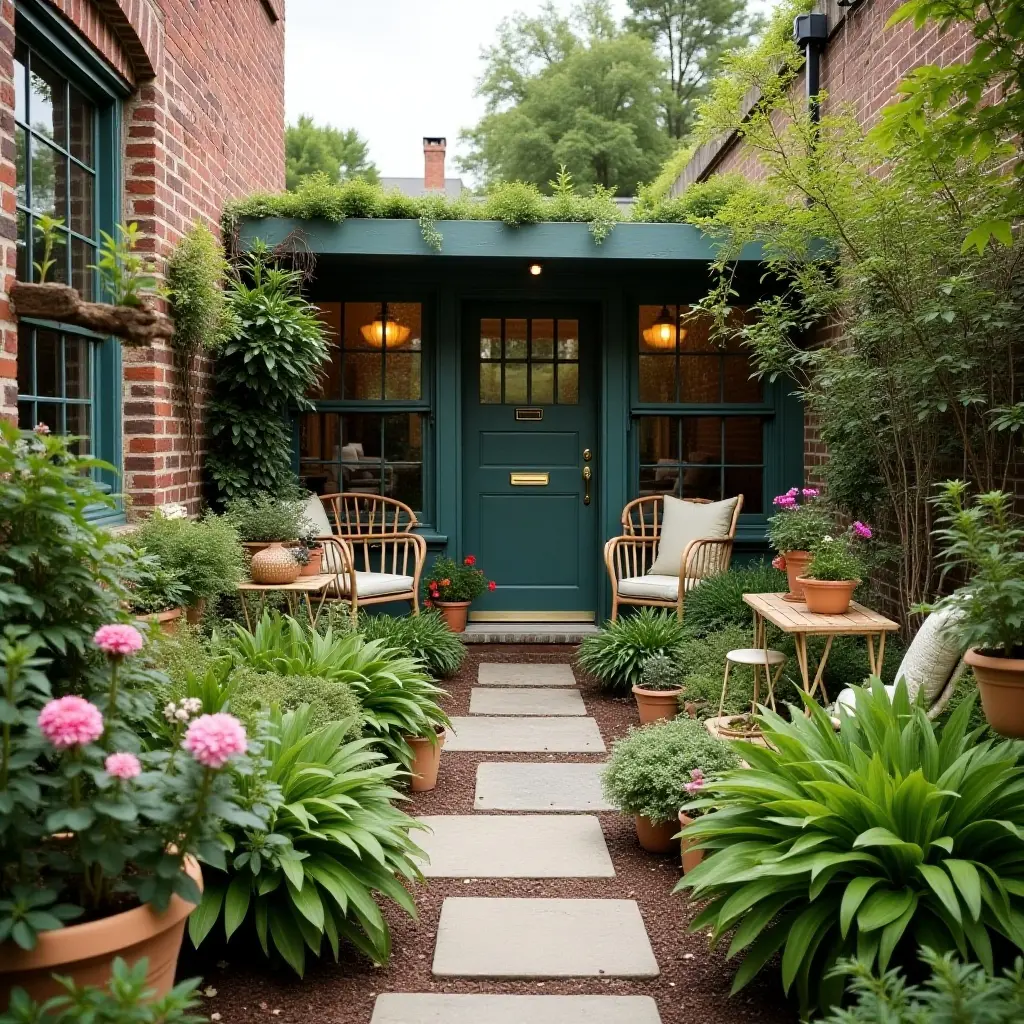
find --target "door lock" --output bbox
[582,465,592,506]
[583,448,592,462]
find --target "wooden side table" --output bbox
[742,592,900,706]
[236,574,341,630]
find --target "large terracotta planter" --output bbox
[631,685,683,724]
[782,550,812,602]
[435,601,471,633]
[966,647,1024,738]
[138,607,182,636]
[406,724,446,792]
[797,577,859,615]
[250,542,301,585]
[299,546,324,577]
[678,811,705,874]
[633,814,678,853]
[0,857,202,1005]
[184,599,206,626]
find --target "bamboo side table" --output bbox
[236,574,339,630]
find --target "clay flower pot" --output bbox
[0,857,202,1005]
[631,685,683,725]
[782,550,812,602]
[435,600,471,633]
[138,607,183,636]
[966,647,1024,738]
[633,814,678,853]
[242,540,273,556]
[678,811,705,874]
[250,542,301,585]
[797,577,859,615]
[299,546,324,577]
[184,598,206,626]
[405,724,446,792]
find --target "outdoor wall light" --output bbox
[360,318,411,348]
[529,263,543,276]
[642,305,685,349]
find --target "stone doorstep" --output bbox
[474,762,614,812]
[476,663,578,687]
[432,898,660,979]
[445,716,606,753]
[414,815,614,878]
[468,686,587,716]
[369,994,663,1024]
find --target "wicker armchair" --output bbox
[604,495,743,621]
[319,493,418,536]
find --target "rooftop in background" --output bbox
[379,175,466,198]
[381,136,465,198]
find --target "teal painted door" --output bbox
[462,307,598,621]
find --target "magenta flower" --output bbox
[684,767,706,796]
[801,487,820,498]
[93,624,145,658]
[773,494,797,508]
[183,713,248,769]
[38,696,104,749]
[852,521,873,539]
[105,752,142,780]
[786,487,799,497]
[33,422,50,435]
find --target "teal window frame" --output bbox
[14,0,127,523]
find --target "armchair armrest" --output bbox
[605,534,658,583]
[679,536,735,582]
[317,535,358,622]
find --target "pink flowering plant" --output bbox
[805,521,873,582]
[766,486,834,553]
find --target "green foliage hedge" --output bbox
[577,608,690,693]
[681,561,788,637]
[357,611,466,679]
[229,666,362,736]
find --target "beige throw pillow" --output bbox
[647,495,738,577]
[893,607,965,704]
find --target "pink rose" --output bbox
[38,696,104,749]
[93,624,145,657]
[183,713,248,769]
[105,752,142,780]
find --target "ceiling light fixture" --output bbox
[529,263,542,276]
[360,318,411,349]
[642,305,685,349]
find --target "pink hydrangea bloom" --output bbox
[93,624,145,657]
[38,696,104,748]
[852,521,873,540]
[183,713,247,769]
[105,752,142,780]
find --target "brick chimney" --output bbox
[423,137,446,191]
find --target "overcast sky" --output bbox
[284,0,630,185]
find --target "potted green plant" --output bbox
[632,653,684,724]
[423,555,496,632]
[798,521,872,614]
[767,487,833,601]
[601,718,740,854]
[123,551,189,634]
[293,527,325,577]
[222,494,306,585]
[920,482,1024,737]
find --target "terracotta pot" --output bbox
[631,685,683,725]
[405,724,446,792]
[678,811,705,873]
[184,599,206,626]
[138,607,182,636]
[966,647,1024,738]
[633,814,678,853]
[797,577,859,615]
[0,857,202,1005]
[300,546,324,577]
[782,550,812,602]
[250,542,301,585]
[435,601,471,633]
[241,540,277,556]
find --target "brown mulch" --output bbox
[189,646,798,1024]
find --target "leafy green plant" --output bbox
[639,653,682,691]
[577,608,690,693]
[681,561,788,636]
[823,947,1024,1024]
[677,681,1024,1016]
[357,611,466,679]
[229,665,362,734]
[807,533,869,582]
[122,551,189,615]
[221,494,305,543]
[91,222,160,308]
[0,956,204,1024]
[423,555,495,604]
[130,512,245,603]
[189,707,426,975]
[602,718,740,824]
[32,214,65,284]
[767,487,833,553]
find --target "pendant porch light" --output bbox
[642,305,686,350]
[360,316,411,348]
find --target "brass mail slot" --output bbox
[510,472,549,486]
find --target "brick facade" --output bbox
[0,0,285,513]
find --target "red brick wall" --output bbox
[1,0,286,513]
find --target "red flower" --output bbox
[488,581,497,591]
[464,555,476,566]
[441,578,451,587]
[772,554,787,571]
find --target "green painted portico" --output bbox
[237,217,803,624]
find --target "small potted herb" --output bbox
[768,487,833,601]
[920,482,1024,738]
[123,551,189,634]
[798,521,872,615]
[601,718,740,854]
[293,527,325,577]
[632,653,684,724]
[423,555,496,632]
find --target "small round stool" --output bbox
[718,648,787,716]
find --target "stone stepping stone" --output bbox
[445,717,605,753]
[414,815,614,878]
[475,762,614,811]
[370,993,663,1024]
[477,663,577,687]
[469,687,586,716]
[433,898,659,979]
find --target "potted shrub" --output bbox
[123,551,189,634]
[632,653,684,724]
[767,487,833,601]
[222,494,305,585]
[920,482,1024,737]
[601,718,740,854]
[798,521,872,614]
[293,528,325,577]
[423,555,496,632]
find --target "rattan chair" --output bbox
[318,493,418,536]
[604,495,743,621]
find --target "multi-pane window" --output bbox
[298,302,428,513]
[17,325,91,450]
[479,317,579,405]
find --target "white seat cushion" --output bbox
[617,575,701,602]
[333,571,414,599]
[893,608,965,704]
[648,495,738,576]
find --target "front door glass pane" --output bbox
[478,316,580,405]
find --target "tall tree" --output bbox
[459,1,672,195]
[285,116,377,190]
[626,0,763,139]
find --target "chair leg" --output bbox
[718,661,732,718]
[610,594,619,622]
[411,592,420,616]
